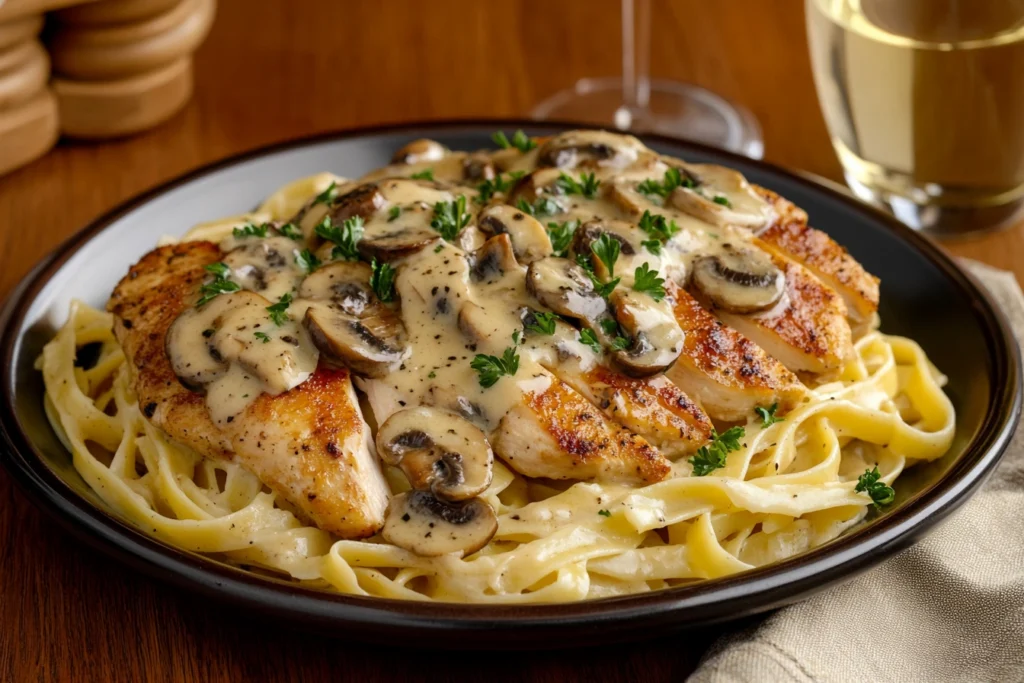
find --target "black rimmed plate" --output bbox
[1,121,1020,647]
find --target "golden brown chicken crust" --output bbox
[754,185,880,321]
[580,365,712,457]
[493,374,672,484]
[107,241,388,538]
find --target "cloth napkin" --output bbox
[689,260,1024,683]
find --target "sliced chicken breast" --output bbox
[107,242,390,538]
[665,283,806,421]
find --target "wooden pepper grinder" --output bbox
[47,0,215,138]
[0,13,59,176]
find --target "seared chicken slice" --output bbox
[107,242,390,538]
[754,185,880,333]
[691,249,853,375]
[491,369,672,485]
[665,283,805,421]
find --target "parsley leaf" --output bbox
[689,427,745,476]
[491,130,536,152]
[556,172,601,199]
[370,258,397,303]
[516,196,561,218]
[713,195,732,207]
[294,249,320,273]
[266,293,292,326]
[388,205,402,221]
[642,239,662,255]
[579,328,601,353]
[197,262,240,307]
[278,223,303,240]
[576,253,619,298]
[855,467,895,509]
[610,335,630,351]
[597,509,611,517]
[431,195,471,241]
[755,403,784,428]
[632,263,666,302]
[591,233,621,277]
[411,169,434,181]
[600,319,630,350]
[525,310,558,336]
[313,181,338,206]
[470,347,520,388]
[546,220,578,257]
[233,223,268,239]
[637,167,697,199]
[254,331,271,344]
[637,210,680,243]
[476,171,525,203]
[314,215,363,261]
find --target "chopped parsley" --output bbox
[597,509,611,517]
[196,262,240,307]
[471,347,520,388]
[294,249,320,273]
[516,196,561,218]
[591,233,620,277]
[546,220,578,257]
[713,195,732,207]
[388,206,402,221]
[525,310,559,336]
[632,263,666,302]
[427,371,436,379]
[433,243,444,253]
[314,215,363,261]
[254,331,271,344]
[600,318,631,351]
[512,329,522,345]
[855,467,895,509]
[576,253,619,298]
[370,258,397,303]
[233,223,268,239]
[313,181,338,206]
[476,171,525,203]
[278,223,303,240]
[579,328,601,354]
[411,169,434,181]
[431,195,471,241]
[266,293,292,326]
[642,239,662,255]
[689,427,745,476]
[637,167,696,199]
[492,129,536,152]
[755,403,784,428]
[638,210,681,243]
[556,172,601,199]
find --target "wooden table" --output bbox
[1,1,1021,680]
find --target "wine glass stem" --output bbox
[621,0,652,113]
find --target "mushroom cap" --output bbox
[690,243,785,314]
[381,491,498,558]
[667,162,773,229]
[469,233,521,284]
[300,262,410,377]
[391,138,446,165]
[536,130,651,170]
[526,256,608,322]
[608,288,683,377]
[478,204,552,265]
[376,406,494,501]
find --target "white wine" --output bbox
[806,0,1024,233]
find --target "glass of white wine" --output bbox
[806,0,1024,237]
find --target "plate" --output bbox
[1,121,1020,647]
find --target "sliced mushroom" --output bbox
[667,163,773,229]
[607,288,683,377]
[526,257,608,322]
[357,226,441,262]
[376,406,493,501]
[291,182,386,241]
[168,291,318,395]
[568,219,653,280]
[478,204,552,265]
[536,130,650,170]
[382,491,497,557]
[505,168,567,213]
[463,151,496,182]
[468,234,520,283]
[690,243,785,314]
[391,138,446,165]
[222,236,303,301]
[299,262,410,377]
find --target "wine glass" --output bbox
[531,0,764,159]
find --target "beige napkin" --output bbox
[689,260,1024,683]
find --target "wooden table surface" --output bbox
[2,1,1021,680]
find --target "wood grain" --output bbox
[0,1,1021,680]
